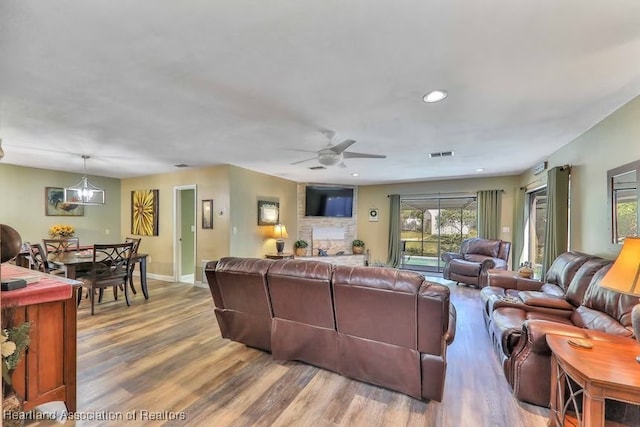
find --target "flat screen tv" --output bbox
[305,186,353,217]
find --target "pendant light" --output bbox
[64,155,105,205]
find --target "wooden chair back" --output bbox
[125,237,141,254]
[80,242,134,315]
[28,243,50,273]
[43,237,80,255]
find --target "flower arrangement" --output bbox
[49,224,74,238]
[1,321,31,397]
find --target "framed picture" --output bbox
[258,200,279,225]
[202,199,213,229]
[45,187,85,216]
[131,189,159,236]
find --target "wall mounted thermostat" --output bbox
[369,208,379,222]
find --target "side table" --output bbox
[265,253,295,260]
[547,334,640,426]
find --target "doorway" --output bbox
[174,185,196,284]
[400,195,478,273]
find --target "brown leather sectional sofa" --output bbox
[480,251,637,407]
[205,257,457,401]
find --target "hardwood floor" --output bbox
[26,277,549,427]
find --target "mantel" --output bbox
[299,253,367,267]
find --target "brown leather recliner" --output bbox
[332,265,456,401]
[206,257,275,351]
[267,259,338,372]
[480,251,601,328]
[442,238,511,288]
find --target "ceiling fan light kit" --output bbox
[292,131,386,168]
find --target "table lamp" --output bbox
[599,236,640,362]
[272,224,288,254]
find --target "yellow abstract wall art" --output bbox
[131,189,159,236]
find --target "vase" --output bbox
[2,386,25,427]
[295,247,307,257]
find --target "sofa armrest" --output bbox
[417,281,453,354]
[441,252,462,262]
[521,319,587,354]
[445,303,456,344]
[517,292,573,311]
[487,274,544,291]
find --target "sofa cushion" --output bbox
[571,306,633,336]
[580,264,637,330]
[465,238,500,258]
[450,259,481,276]
[564,258,611,307]
[544,251,594,291]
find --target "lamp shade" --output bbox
[272,224,288,239]
[600,237,640,296]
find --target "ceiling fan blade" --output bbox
[343,151,387,159]
[330,139,357,154]
[290,157,318,165]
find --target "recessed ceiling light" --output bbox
[476,168,485,172]
[351,173,359,177]
[423,90,448,103]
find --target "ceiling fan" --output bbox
[291,130,386,168]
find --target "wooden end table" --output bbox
[547,334,640,426]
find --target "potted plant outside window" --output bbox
[352,239,365,254]
[294,240,308,257]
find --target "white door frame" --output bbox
[173,184,197,283]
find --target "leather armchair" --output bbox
[442,238,511,288]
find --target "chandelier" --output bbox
[64,155,105,205]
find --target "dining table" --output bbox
[48,250,150,299]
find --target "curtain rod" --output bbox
[388,189,504,198]
[519,164,571,190]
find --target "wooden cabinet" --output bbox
[2,265,78,412]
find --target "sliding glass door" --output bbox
[400,196,477,273]
[524,188,547,278]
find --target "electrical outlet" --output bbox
[147,256,152,264]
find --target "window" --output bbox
[608,161,639,244]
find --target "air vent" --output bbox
[174,164,189,168]
[428,151,454,158]
[308,166,326,170]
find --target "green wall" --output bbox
[0,164,121,246]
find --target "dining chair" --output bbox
[27,242,66,276]
[124,237,142,294]
[42,237,80,277]
[77,242,134,315]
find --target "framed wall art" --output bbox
[258,200,279,225]
[202,199,213,229]
[45,187,85,216]
[131,189,159,236]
